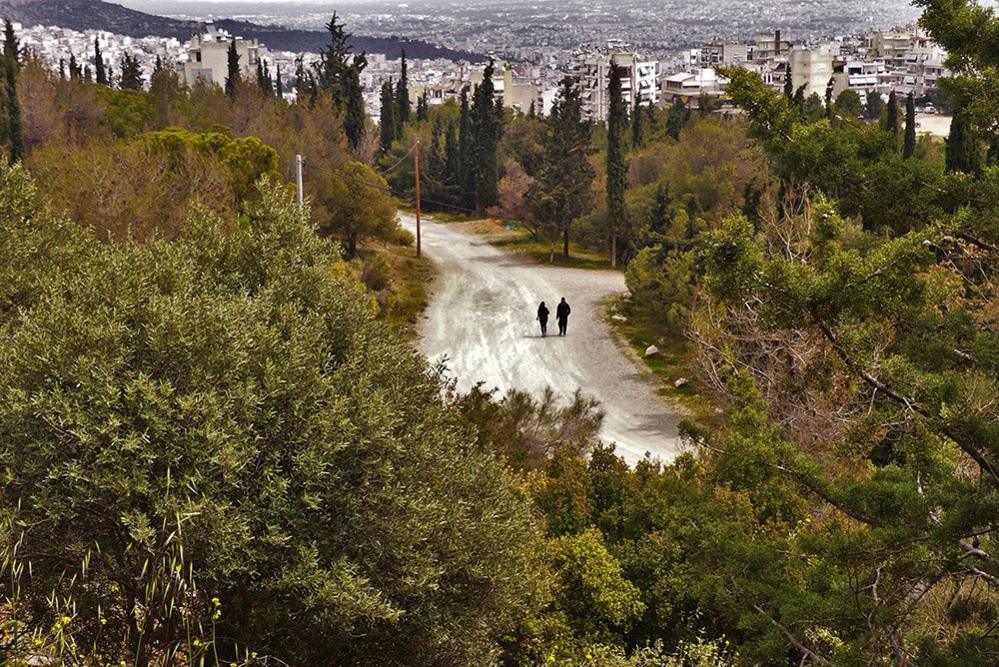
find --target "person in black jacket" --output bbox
[537,301,550,337]
[556,297,571,336]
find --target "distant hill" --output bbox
[0,0,484,60]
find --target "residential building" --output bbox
[183,21,262,88]
[574,51,658,121]
[788,45,834,99]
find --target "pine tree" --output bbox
[471,59,501,213]
[314,13,367,149]
[631,96,643,147]
[395,49,409,137]
[527,76,595,258]
[225,40,240,98]
[458,88,476,211]
[606,61,628,267]
[119,53,143,91]
[94,38,107,85]
[379,80,396,155]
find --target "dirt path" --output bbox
[400,214,683,464]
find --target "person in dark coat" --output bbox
[537,301,550,336]
[556,297,571,336]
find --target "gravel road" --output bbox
[401,213,683,464]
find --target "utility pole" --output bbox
[295,154,304,210]
[414,139,422,258]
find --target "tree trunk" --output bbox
[562,228,570,258]
[611,232,617,268]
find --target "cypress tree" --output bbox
[884,90,898,136]
[225,40,240,98]
[471,59,500,213]
[84,65,92,84]
[94,38,107,85]
[606,61,628,267]
[59,58,65,80]
[903,92,916,159]
[3,20,16,67]
[256,59,266,94]
[444,120,459,203]
[665,97,689,140]
[154,55,162,74]
[458,88,476,211]
[5,26,22,163]
[824,77,834,119]
[783,70,793,100]
[68,54,80,80]
[631,96,643,147]
[527,100,536,118]
[379,80,396,155]
[396,49,409,137]
[945,112,980,174]
[276,65,283,98]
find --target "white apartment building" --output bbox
[183,21,262,88]
[754,30,792,62]
[660,68,728,108]
[574,52,659,121]
[788,46,833,99]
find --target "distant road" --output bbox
[400,214,683,465]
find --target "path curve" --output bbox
[402,214,682,464]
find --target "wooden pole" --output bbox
[295,154,304,210]
[414,139,422,258]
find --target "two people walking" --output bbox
[537,297,571,337]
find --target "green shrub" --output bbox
[0,166,543,665]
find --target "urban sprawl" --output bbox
[14,19,950,127]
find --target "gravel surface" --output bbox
[401,213,683,464]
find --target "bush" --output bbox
[0,166,544,665]
[625,246,698,330]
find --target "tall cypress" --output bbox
[631,96,643,147]
[4,20,22,163]
[471,59,500,213]
[458,88,476,211]
[824,77,834,119]
[884,90,899,136]
[256,59,266,93]
[119,53,143,91]
[225,40,240,98]
[276,65,283,98]
[783,70,793,100]
[94,38,107,85]
[606,61,628,267]
[379,80,396,155]
[903,92,916,159]
[444,120,459,203]
[395,49,409,137]
[945,112,979,174]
